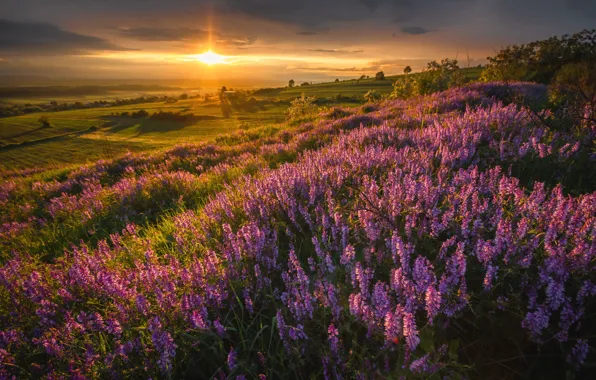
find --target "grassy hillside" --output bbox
[1,82,594,379]
[255,67,484,99]
[0,68,483,174]
[0,99,287,173]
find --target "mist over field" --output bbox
[1,1,596,379]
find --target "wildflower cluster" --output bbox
[0,82,595,378]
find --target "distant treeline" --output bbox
[115,109,219,123]
[0,85,183,99]
[0,93,202,118]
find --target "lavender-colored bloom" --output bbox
[384,307,403,344]
[522,307,550,337]
[148,317,176,374]
[372,282,390,318]
[328,323,340,357]
[425,286,441,324]
[227,348,238,370]
[409,353,431,373]
[402,312,420,350]
[213,319,225,338]
[340,245,356,266]
[567,340,589,368]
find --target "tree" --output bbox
[335,78,340,82]
[289,79,295,88]
[38,115,51,128]
[375,71,385,80]
[131,109,149,118]
[403,66,412,74]
[179,93,188,100]
[219,86,232,118]
[481,29,596,83]
[301,82,310,86]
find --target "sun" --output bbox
[194,50,227,65]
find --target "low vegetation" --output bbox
[1,79,595,378]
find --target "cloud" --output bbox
[218,36,257,47]
[298,66,361,72]
[296,28,330,36]
[307,48,364,54]
[0,18,132,55]
[118,25,256,47]
[224,0,388,27]
[118,26,209,41]
[400,26,432,35]
[296,31,323,36]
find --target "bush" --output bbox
[375,71,385,80]
[286,93,317,121]
[549,61,596,128]
[363,90,382,103]
[391,74,416,99]
[391,58,465,99]
[38,115,51,128]
[131,109,149,118]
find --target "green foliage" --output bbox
[131,109,149,118]
[38,115,51,128]
[549,61,596,128]
[286,93,318,121]
[363,89,382,103]
[391,58,465,99]
[481,29,596,83]
[391,73,416,99]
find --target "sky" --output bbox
[0,0,595,85]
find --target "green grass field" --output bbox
[0,98,289,174]
[0,67,483,174]
[257,67,484,100]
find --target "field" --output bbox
[1,77,595,379]
[0,98,288,173]
[0,68,483,174]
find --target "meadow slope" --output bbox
[0,82,595,379]
[0,68,483,174]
